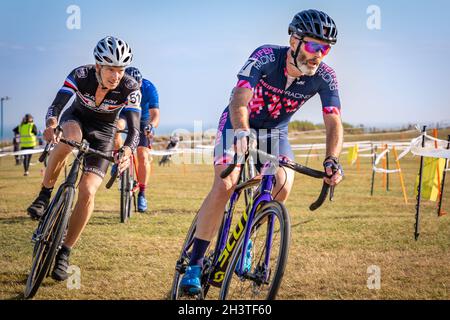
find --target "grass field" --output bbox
[0,130,449,300]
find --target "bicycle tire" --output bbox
[170,213,198,300]
[219,200,290,300]
[24,186,75,299]
[120,168,132,223]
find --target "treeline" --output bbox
[288,120,357,132]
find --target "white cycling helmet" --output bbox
[94,36,133,67]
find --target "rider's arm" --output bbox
[122,110,140,152]
[144,80,160,128]
[46,69,78,126]
[149,108,160,128]
[229,87,252,131]
[318,65,342,158]
[323,114,343,158]
[230,45,274,131]
[122,89,142,152]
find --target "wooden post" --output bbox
[392,146,408,204]
[385,144,390,191]
[370,144,376,196]
[382,144,387,189]
[415,126,427,241]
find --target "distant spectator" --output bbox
[13,114,38,176]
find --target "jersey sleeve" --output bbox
[236,45,278,89]
[121,89,142,113]
[46,67,82,122]
[317,64,341,115]
[122,109,141,152]
[143,80,159,109]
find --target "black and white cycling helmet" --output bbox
[94,36,133,67]
[288,9,338,44]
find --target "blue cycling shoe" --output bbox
[137,194,147,212]
[180,265,202,295]
[236,239,253,274]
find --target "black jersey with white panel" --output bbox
[46,64,141,150]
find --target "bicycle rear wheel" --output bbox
[120,168,132,223]
[24,186,75,299]
[219,200,290,300]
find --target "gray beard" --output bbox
[296,52,319,76]
[298,64,318,76]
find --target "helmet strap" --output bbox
[290,37,303,72]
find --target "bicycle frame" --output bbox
[208,160,277,287]
[33,149,86,240]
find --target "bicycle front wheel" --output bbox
[219,200,290,300]
[120,168,132,223]
[170,213,198,300]
[24,186,75,299]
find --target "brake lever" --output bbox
[329,185,335,201]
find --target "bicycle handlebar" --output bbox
[220,149,332,211]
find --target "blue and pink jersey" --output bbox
[235,44,340,130]
[214,44,341,165]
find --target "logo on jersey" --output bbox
[317,64,338,91]
[238,58,259,77]
[125,78,139,90]
[75,67,88,79]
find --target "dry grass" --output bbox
[0,130,449,300]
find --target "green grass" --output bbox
[0,131,449,300]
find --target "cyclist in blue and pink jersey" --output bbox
[113,67,160,212]
[180,9,345,295]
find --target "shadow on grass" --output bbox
[0,272,60,300]
[291,218,315,229]
[0,216,31,225]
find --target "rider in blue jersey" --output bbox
[179,9,344,295]
[114,67,160,212]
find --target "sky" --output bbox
[1,0,450,137]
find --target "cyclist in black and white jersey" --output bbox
[27,36,141,281]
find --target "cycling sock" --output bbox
[59,244,71,256]
[138,183,146,195]
[189,238,210,266]
[40,186,53,197]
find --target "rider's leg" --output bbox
[63,172,103,248]
[272,166,295,203]
[136,146,150,211]
[52,171,103,281]
[189,164,240,264]
[27,121,82,219]
[43,121,82,188]
[180,164,240,293]
[137,146,150,189]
